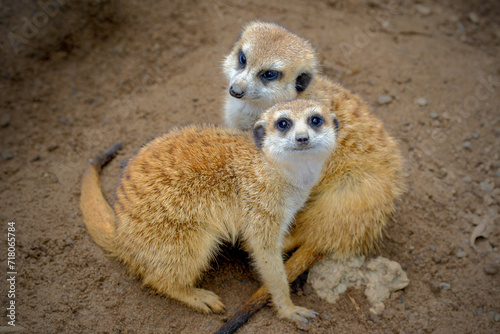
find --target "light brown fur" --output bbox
[217,21,405,333]
[80,100,338,322]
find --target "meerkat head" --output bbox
[223,21,318,108]
[253,99,338,176]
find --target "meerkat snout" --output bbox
[229,84,245,98]
[295,133,309,147]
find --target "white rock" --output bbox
[415,4,432,16]
[415,97,427,106]
[309,255,409,314]
[378,95,392,105]
[308,256,365,304]
[365,257,410,314]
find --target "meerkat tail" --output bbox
[215,246,322,334]
[80,142,122,254]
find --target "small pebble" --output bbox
[415,97,427,106]
[0,114,11,127]
[2,151,13,160]
[496,169,500,177]
[484,262,499,276]
[463,176,472,183]
[432,254,443,264]
[47,142,59,152]
[64,238,74,245]
[369,314,379,323]
[295,320,309,331]
[415,4,432,16]
[320,311,332,320]
[378,95,392,105]
[456,250,467,258]
[440,282,451,290]
[468,12,479,24]
[0,71,12,79]
[495,313,500,322]
[463,141,471,149]
[430,112,439,119]
[472,132,479,139]
[302,283,312,296]
[58,117,72,125]
[483,195,494,206]
[479,181,494,193]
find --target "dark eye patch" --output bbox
[253,123,265,150]
[308,114,324,129]
[295,72,312,92]
[275,118,292,133]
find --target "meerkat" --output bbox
[80,99,339,323]
[217,21,406,333]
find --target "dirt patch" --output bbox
[0,0,499,333]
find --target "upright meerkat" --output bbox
[218,21,406,333]
[80,99,339,322]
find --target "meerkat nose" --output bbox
[296,134,309,146]
[229,86,245,99]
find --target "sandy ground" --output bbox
[0,0,499,333]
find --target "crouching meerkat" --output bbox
[218,21,406,332]
[80,99,339,322]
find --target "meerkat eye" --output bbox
[276,118,292,132]
[309,115,324,128]
[238,50,246,68]
[260,70,280,81]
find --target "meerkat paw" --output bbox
[279,305,317,323]
[174,288,226,314]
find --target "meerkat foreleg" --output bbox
[244,224,317,322]
[215,246,322,334]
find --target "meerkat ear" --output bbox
[331,114,339,132]
[295,72,312,92]
[253,120,266,150]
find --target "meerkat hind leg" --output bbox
[140,229,226,314]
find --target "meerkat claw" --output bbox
[191,289,226,314]
[281,306,317,323]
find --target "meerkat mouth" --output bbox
[291,146,315,152]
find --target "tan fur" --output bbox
[80,100,338,322]
[217,22,406,333]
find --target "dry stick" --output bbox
[347,292,361,313]
[215,246,323,334]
